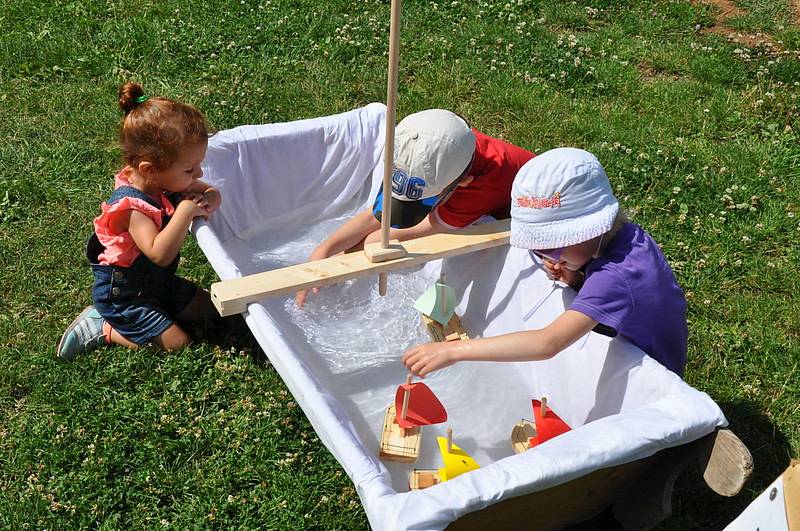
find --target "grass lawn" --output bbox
[1,0,798,528]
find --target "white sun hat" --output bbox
[392,109,476,201]
[510,147,619,250]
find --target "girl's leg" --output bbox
[108,328,139,349]
[152,323,192,351]
[109,323,191,351]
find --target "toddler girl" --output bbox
[403,147,688,377]
[57,82,221,359]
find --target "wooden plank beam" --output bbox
[210,219,510,316]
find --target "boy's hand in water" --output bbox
[295,286,320,308]
[402,341,457,377]
[294,246,331,307]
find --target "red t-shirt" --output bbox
[433,129,535,228]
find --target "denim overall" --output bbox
[87,186,197,345]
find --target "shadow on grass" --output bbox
[663,398,793,530]
[567,399,792,530]
[187,314,269,366]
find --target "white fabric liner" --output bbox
[194,104,727,531]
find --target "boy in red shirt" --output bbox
[296,109,534,307]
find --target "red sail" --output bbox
[394,382,448,429]
[529,399,571,447]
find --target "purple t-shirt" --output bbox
[570,223,688,376]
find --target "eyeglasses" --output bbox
[532,247,565,262]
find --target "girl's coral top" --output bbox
[93,170,176,267]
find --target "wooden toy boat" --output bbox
[415,274,470,342]
[379,376,447,463]
[414,274,456,326]
[529,397,571,448]
[410,428,480,490]
[510,419,537,454]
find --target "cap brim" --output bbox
[510,202,619,249]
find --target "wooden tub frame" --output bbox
[447,428,752,530]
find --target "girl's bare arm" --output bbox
[403,310,598,377]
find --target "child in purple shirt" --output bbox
[568,222,687,375]
[402,147,688,377]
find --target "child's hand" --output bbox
[541,258,563,281]
[295,246,333,308]
[402,341,457,378]
[180,196,210,219]
[294,286,320,308]
[543,259,583,288]
[200,187,222,215]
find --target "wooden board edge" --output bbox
[784,460,800,530]
[210,220,510,316]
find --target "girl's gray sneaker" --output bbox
[57,306,107,360]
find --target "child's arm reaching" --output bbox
[128,197,208,267]
[362,213,447,245]
[295,211,381,307]
[402,310,597,377]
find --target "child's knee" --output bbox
[155,324,192,350]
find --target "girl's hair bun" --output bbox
[118,82,146,116]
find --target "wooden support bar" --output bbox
[210,219,510,316]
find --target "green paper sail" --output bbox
[414,281,456,326]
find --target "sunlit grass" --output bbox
[1,0,798,528]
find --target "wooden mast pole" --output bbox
[365,0,407,295]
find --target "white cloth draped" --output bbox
[193,104,726,531]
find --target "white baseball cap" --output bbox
[392,109,475,202]
[510,147,619,249]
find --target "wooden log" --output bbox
[699,428,753,497]
[210,219,510,316]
